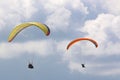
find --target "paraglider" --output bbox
[67,38,98,50]
[8,22,50,42]
[66,38,98,68]
[8,22,50,69]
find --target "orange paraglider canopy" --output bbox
[66,38,98,50]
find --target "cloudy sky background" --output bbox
[0,0,120,80]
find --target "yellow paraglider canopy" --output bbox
[8,22,50,42]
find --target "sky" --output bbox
[0,0,120,80]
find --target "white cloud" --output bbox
[43,0,88,31]
[68,61,86,73]
[0,0,37,30]
[84,0,120,15]
[68,61,120,76]
[0,39,56,59]
[80,13,120,55]
[46,7,71,31]
[43,0,88,14]
[102,0,120,15]
[70,0,89,14]
[0,0,89,33]
[63,13,120,76]
[43,0,67,13]
[1,0,120,77]
[57,40,67,52]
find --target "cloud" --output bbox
[0,39,56,59]
[80,13,120,55]
[63,13,120,76]
[101,0,120,15]
[70,0,89,14]
[1,0,120,77]
[43,0,67,13]
[68,61,86,73]
[83,0,120,16]
[0,0,89,41]
[0,0,37,30]
[43,0,88,14]
[46,7,71,31]
[68,61,120,76]
[43,0,88,31]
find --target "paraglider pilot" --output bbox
[81,64,85,68]
[28,63,34,69]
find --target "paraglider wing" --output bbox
[8,22,50,42]
[66,38,98,50]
